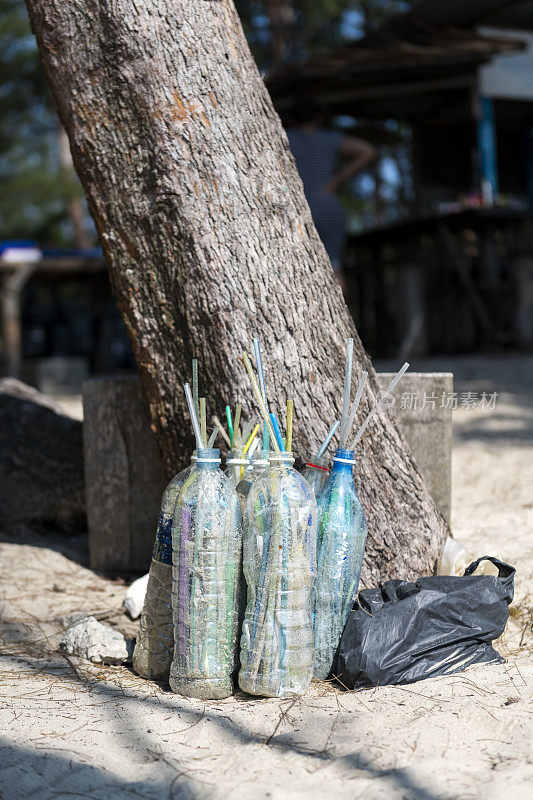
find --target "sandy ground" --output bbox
[1,355,532,800]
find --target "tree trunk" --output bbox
[24,0,448,583]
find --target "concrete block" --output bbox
[37,356,89,395]
[82,378,167,572]
[377,372,453,523]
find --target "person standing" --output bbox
[286,97,376,291]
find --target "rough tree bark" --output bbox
[24,0,448,583]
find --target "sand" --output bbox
[1,355,532,800]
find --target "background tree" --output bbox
[0,0,91,245]
[24,0,447,584]
[236,0,411,67]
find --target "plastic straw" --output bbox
[233,404,242,446]
[242,353,281,454]
[384,361,410,395]
[199,397,207,447]
[225,405,234,444]
[316,420,340,459]
[207,426,219,447]
[184,383,203,450]
[253,338,267,405]
[344,370,368,446]
[270,412,286,452]
[286,399,293,452]
[192,359,199,416]
[212,415,231,447]
[242,423,260,456]
[351,363,410,448]
[253,338,270,460]
[339,338,354,445]
[248,436,260,458]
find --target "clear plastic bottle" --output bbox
[302,455,330,495]
[225,448,250,487]
[313,447,368,680]
[169,447,241,699]
[235,452,269,514]
[239,452,317,698]
[133,454,196,681]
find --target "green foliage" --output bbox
[235,0,410,68]
[0,0,80,243]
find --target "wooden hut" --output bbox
[266,1,533,355]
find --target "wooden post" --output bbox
[0,264,36,377]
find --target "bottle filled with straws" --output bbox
[169,382,242,700]
[313,447,367,680]
[238,450,317,697]
[312,338,409,679]
[169,445,241,699]
[133,452,196,681]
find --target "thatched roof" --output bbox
[266,15,525,124]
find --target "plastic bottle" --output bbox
[235,452,269,513]
[225,448,251,487]
[313,447,368,680]
[132,454,196,681]
[302,455,330,496]
[239,451,317,698]
[169,447,241,699]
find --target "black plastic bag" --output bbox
[334,557,515,688]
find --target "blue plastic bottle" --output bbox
[313,447,368,680]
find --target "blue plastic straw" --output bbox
[316,420,340,458]
[269,412,286,452]
[253,338,270,458]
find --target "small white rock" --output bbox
[59,615,134,664]
[124,573,149,619]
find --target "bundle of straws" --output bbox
[219,403,261,485]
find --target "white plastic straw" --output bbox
[192,359,199,416]
[351,363,410,448]
[212,415,231,447]
[384,361,410,395]
[184,383,204,450]
[248,437,260,458]
[344,370,368,447]
[339,338,354,445]
[207,426,219,447]
[316,420,340,459]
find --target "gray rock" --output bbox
[59,614,134,664]
[0,378,85,534]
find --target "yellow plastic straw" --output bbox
[242,353,281,455]
[286,399,293,452]
[233,404,242,446]
[212,415,231,448]
[242,423,260,456]
[199,397,207,447]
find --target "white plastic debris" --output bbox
[437,537,504,577]
[437,538,469,577]
[124,573,149,619]
[59,614,134,664]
